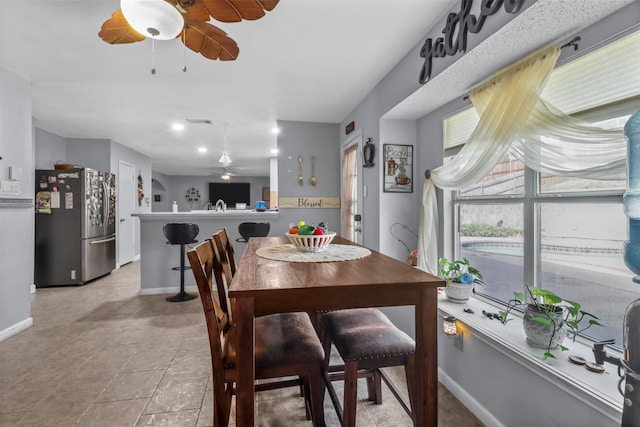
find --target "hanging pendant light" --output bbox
[218,152,232,165]
[120,0,184,40]
[218,123,232,166]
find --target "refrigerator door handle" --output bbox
[102,181,109,229]
[90,236,116,245]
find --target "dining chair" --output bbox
[188,234,327,427]
[321,308,416,427]
[212,228,310,401]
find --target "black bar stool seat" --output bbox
[163,223,199,302]
[236,222,270,243]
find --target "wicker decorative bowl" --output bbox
[286,232,336,252]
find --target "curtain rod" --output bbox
[461,37,581,101]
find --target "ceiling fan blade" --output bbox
[199,0,280,23]
[98,11,146,44]
[177,1,211,22]
[182,21,239,60]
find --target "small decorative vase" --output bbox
[523,304,566,349]
[444,282,473,303]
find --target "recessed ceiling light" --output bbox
[198,147,207,153]
[270,148,279,155]
[172,123,184,131]
[271,127,280,135]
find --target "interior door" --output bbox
[118,161,136,266]
[340,131,363,244]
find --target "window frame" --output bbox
[443,30,639,347]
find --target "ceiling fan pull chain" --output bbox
[151,39,156,75]
[182,29,187,73]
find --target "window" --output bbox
[445,30,640,349]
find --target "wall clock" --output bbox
[363,138,375,168]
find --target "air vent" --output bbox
[185,119,212,124]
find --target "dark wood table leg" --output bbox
[415,287,438,427]
[235,297,255,426]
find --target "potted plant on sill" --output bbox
[438,257,484,303]
[498,286,602,360]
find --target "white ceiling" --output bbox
[0,1,634,178]
[0,0,457,176]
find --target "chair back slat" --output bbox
[216,227,237,276]
[211,229,236,325]
[187,240,233,426]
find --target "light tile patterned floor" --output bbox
[0,261,484,426]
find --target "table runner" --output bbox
[255,243,371,263]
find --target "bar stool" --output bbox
[163,223,199,302]
[236,222,270,243]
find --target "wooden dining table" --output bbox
[228,236,444,426]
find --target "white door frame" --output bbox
[118,161,136,267]
[340,130,364,244]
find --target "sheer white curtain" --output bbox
[418,44,627,275]
[341,144,358,240]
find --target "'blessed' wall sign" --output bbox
[418,0,524,84]
[279,197,340,209]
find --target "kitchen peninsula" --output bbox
[132,210,278,295]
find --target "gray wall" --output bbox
[110,140,153,259]
[152,171,171,212]
[337,1,638,426]
[66,138,111,171]
[158,175,270,213]
[0,68,34,338]
[34,128,66,169]
[275,120,341,237]
[379,119,420,261]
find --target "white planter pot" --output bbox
[444,282,474,303]
[523,304,566,349]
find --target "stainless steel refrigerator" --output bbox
[35,168,116,287]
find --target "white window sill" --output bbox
[437,290,624,420]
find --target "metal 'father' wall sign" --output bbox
[419,0,524,84]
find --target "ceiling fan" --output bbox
[98,0,279,61]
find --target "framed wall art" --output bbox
[383,144,413,193]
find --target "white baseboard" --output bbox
[139,286,198,296]
[0,317,33,342]
[133,254,141,261]
[438,367,505,427]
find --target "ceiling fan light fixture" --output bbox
[218,152,232,165]
[221,170,231,180]
[120,0,184,40]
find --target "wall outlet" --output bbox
[71,270,76,280]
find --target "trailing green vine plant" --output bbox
[438,257,484,287]
[498,286,602,360]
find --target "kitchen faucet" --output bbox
[214,199,226,212]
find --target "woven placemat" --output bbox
[255,244,371,263]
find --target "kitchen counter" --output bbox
[132,210,278,295]
[132,209,278,220]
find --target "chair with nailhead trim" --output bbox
[190,230,327,426]
[321,308,416,427]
